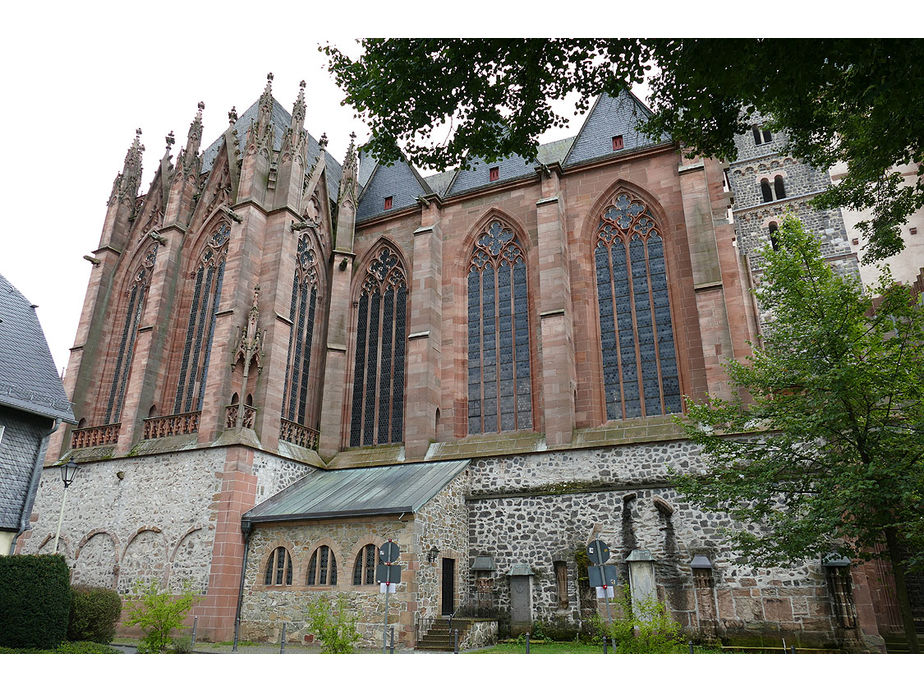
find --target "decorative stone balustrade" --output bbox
[70,423,121,448]
[279,418,319,450]
[226,404,257,429]
[142,411,200,439]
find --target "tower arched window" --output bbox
[752,125,762,146]
[760,178,773,203]
[768,221,780,251]
[349,246,407,447]
[282,234,321,428]
[774,175,787,200]
[307,545,337,586]
[174,223,230,414]
[105,243,158,424]
[467,220,532,434]
[594,192,682,420]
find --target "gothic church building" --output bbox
[20,75,895,650]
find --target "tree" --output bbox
[674,216,924,651]
[322,39,924,263]
[126,579,200,653]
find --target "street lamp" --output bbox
[53,461,79,554]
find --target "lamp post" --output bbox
[53,461,79,554]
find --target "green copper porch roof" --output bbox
[243,459,470,524]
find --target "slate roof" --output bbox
[243,459,469,524]
[0,274,75,422]
[200,97,343,205]
[356,156,433,223]
[562,90,669,168]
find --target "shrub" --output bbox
[597,586,686,654]
[56,640,122,654]
[170,635,193,653]
[0,554,71,649]
[306,595,361,653]
[68,585,122,644]
[126,580,200,653]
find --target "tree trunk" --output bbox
[884,527,920,653]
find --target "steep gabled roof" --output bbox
[0,274,74,422]
[200,97,343,204]
[356,155,433,222]
[563,90,670,168]
[243,459,469,523]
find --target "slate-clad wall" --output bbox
[0,408,48,533]
[467,443,841,645]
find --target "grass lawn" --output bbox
[470,641,610,654]
[0,641,121,654]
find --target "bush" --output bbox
[68,585,122,644]
[597,586,686,654]
[306,595,361,653]
[170,635,192,653]
[0,554,71,649]
[56,640,122,654]
[126,580,200,653]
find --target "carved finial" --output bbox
[319,132,328,149]
[291,78,307,128]
[267,72,274,84]
[113,128,145,204]
[228,106,238,126]
[165,130,175,152]
[299,79,306,90]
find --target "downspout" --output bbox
[11,417,60,555]
[233,519,254,645]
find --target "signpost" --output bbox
[378,540,401,653]
[586,537,617,652]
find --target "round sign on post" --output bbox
[587,539,610,565]
[379,541,400,564]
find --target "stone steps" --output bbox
[417,619,469,651]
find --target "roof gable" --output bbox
[563,90,669,168]
[356,156,431,222]
[0,274,74,421]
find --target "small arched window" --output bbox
[752,125,761,146]
[353,543,380,585]
[762,129,773,144]
[467,220,533,434]
[774,175,786,200]
[174,223,231,414]
[264,546,293,586]
[349,246,408,447]
[768,221,780,251]
[307,545,337,586]
[760,179,773,203]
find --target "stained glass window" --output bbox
[282,234,321,428]
[349,246,407,446]
[264,546,292,586]
[174,223,230,414]
[595,192,681,421]
[307,545,337,586]
[467,220,532,434]
[105,243,158,424]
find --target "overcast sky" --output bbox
[0,4,898,375]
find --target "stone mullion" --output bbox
[626,237,646,419]
[112,284,147,424]
[508,261,519,431]
[105,284,138,424]
[606,239,628,421]
[492,262,501,433]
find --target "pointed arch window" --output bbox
[174,223,230,414]
[467,220,532,434]
[105,243,158,424]
[349,247,408,447]
[282,234,321,428]
[594,192,682,420]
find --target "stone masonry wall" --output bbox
[467,442,841,646]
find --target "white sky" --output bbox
[0,4,904,374]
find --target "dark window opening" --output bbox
[774,175,786,200]
[612,135,624,151]
[760,179,773,203]
[307,545,337,586]
[383,196,393,210]
[489,166,499,181]
[911,227,918,235]
[762,129,773,144]
[353,544,379,585]
[768,222,779,251]
[554,561,569,609]
[752,126,761,145]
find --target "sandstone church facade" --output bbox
[18,75,900,650]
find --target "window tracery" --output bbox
[307,545,337,586]
[105,243,158,424]
[594,192,681,420]
[282,233,321,427]
[174,223,231,414]
[264,546,292,586]
[353,543,379,585]
[467,220,532,434]
[349,246,407,446]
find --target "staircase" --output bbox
[416,618,471,651]
[883,625,924,654]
